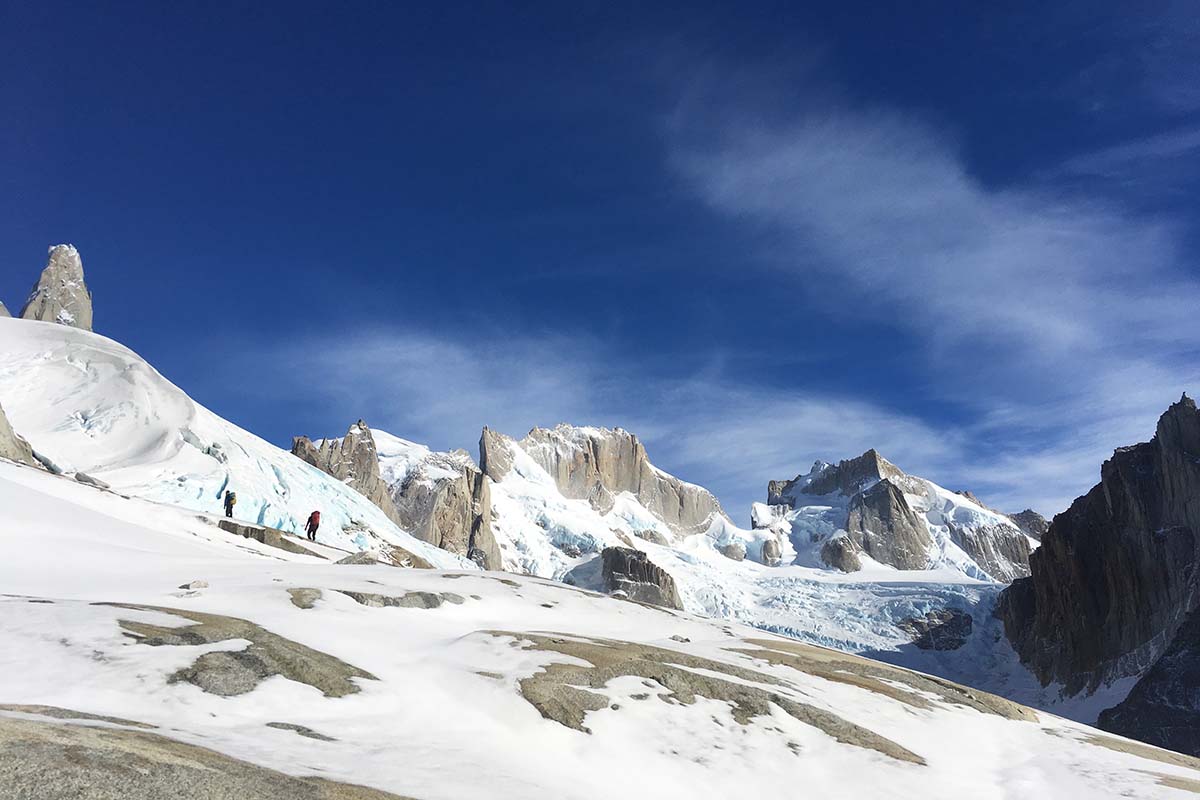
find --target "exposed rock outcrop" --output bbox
[0,301,9,317]
[19,244,93,331]
[217,519,325,559]
[114,604,375,697]
[479,426,513,481]
[292,421,403,525]
[998,394,1200,696]
[0,713,415,800]
[772,450,903,502]
[897,609,973,651]
[0,401,36,466]
[845,479,933,570]
[600,546,683,609]
[1009,509,1049,541]
[297,425,502,570]
[1098,608,1200,756]
[766,450,1031,580]
[488,424,728,537]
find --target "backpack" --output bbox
[227,492,237,505]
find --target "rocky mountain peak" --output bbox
[770,448,905,505]
[1008,509,1049,541]
[765,448,1031,581]
[1156,392,1200,456]
[291,421,402,525]
[479,426,514,482]
[20,244,93,331]
[514,423,728,536]
[998,394,1200,705]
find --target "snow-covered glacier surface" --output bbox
[0,317,1129,727]
[0,458,1192,799]
[0,317,468,568]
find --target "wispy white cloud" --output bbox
[241,324,980,522]
[231,69,1200,525]
[1059,125,1200,178]
[666,85,1200,514]
[239,315,1149,523]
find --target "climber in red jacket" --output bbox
[304,510,321,542]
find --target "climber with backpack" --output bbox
[223,489,237,518]
[305,510,321,541]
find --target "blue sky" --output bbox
[4,1,1200,520]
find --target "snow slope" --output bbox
[1,459,1196,799]
[0,318,1135,734]
[0,318,467,568]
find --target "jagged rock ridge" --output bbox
[292,421,403,526]
[1009,509,1049,541]
[487,424,730,536]
[19,244,93,331]
[382,433,501,570]
[760,449,1032,582]
[998,394,1200,702]
[599,546,684,609]
[293,426,502,570]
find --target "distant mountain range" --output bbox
[3,244,1199,765]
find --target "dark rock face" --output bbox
[1099,609,1200,756]
[1009,509,1049,541]
[600,547,683,609]
[897,609,973,651]
[845,479,932,571]
[998,395,1200,696]
[768,449,1030,580]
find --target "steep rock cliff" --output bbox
[515,425,729,536]
[20,245,93,331]
[291,421,403,525]
[1008,509,1049,541]
[764,450,1031,581]
[1098,608,1200,756]
[381,435,501,570]
[998,394,1200,695]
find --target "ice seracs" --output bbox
[19,244,93,331]
[760,449,1033,582]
